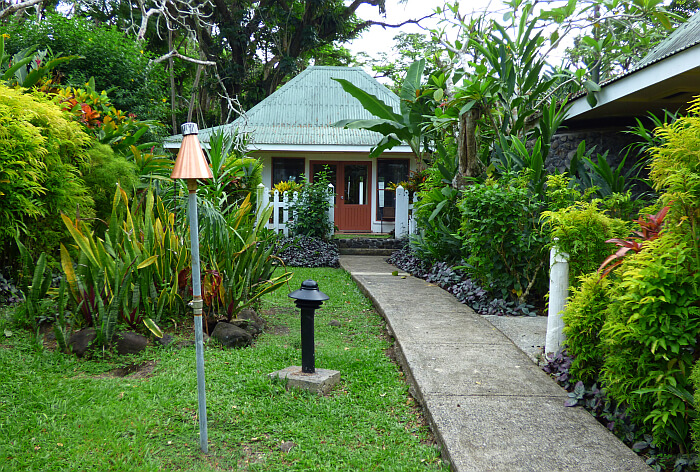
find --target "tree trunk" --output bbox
[454,106,483,188]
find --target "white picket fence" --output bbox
[255,182,417,237]
[394,185,418,238]
[256,183,335,237]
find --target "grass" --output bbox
[0,267,447,471]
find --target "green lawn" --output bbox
[0,267,446,471]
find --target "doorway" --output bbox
[310,161,372,232]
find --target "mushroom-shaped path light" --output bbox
[171,122,213,453]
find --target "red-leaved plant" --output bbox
[598,206,670,278]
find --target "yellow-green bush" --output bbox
[561,96,700,452]
[601,233,700,450]
[0,84,94,260]
[563,273,613,383]
[542,200,630,283]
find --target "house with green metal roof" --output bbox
[165,66,415,233]
[545,12,700,172]
[564,12,700,128]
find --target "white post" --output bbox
[546,240,569,356]
[282,191,292,237]
[327,183,335,238]
[395,185,408,238]
[273,190,281,233]
[256,183,270,227]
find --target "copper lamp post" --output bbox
[171,122,213,453]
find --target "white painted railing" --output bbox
[394,185,418,238]
[256,183,335,237]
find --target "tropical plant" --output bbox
[53,77,162,154]
[60,187,183,345]
[287,169,334,240]
[598,206,669,277]
[624,110,679,163]
[273,180,303,195]
[129,145,173,190]
[410,185,461,263]
[333,59,434,167]
[14,239,53,336]
[0,35,76,88]
[202,195,292,321]
[541,183,631,283]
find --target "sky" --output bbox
[346,0,509,62]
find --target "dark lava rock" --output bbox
[115,331,148,355]
[204,317,218,336]
[230,319,262,337]
[211,322,252,348]
[238,308,265,327]
[68,328,96,357]
[155,333,175,347]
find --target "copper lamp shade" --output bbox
[171,123,214,180]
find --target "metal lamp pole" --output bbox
[171,122,213,453]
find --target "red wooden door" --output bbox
[311,161,372,232]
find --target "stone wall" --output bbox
[335,237,407,255]
[544,129,639,173]
[335,238,407,251]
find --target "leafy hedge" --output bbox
[562,97,700,453]
[0,84,93,259]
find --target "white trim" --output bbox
[567,44,700,120]
[249,143,413,153]
[163,141,413,153]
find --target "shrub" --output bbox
[81,144,138,224]
[458,176,548,303]
[274,236,339,268]
[287,170,334,240]
[3,14,168,122]
[600,234,700,450]
[0,84,94,262]
[541,200,631,284]
[410,185,462,263]
[562,273,612,383]
[201,197,292,320]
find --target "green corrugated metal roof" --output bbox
[636,13,700,68]
[166,66,402,147]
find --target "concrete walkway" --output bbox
[340,256,651,472]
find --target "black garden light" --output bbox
[288,280,329,373]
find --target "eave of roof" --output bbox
[565,13,700,123]
[565,43,700,124]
